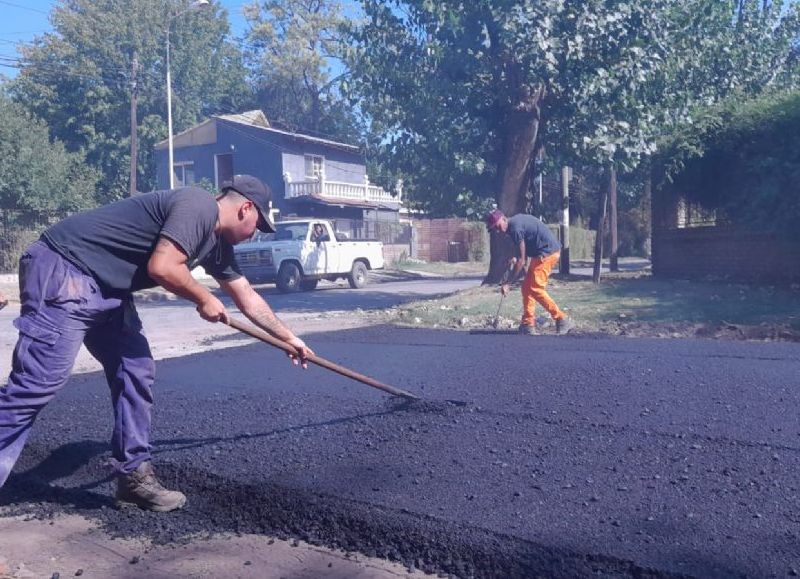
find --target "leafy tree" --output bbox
[349,0,701,278]
[349,1,800,278]
[0,91,98,270]
[244,0,363,143]
[10,0,251,201]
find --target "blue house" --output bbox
[154,110,402,224]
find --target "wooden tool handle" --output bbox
[226,317,419,400]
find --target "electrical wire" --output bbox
[0,0,48,14]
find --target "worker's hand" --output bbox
[286,336,313,369]
[500,283,510,297]
[196,295,229,323]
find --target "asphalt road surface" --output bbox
[3,323,799,578]
[0,275,481,378]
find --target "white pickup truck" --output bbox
[233,219,385,292]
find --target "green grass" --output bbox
[390,259,488,277]
[379,271,800,341]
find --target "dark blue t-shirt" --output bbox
[507,214,561,258]
[42,187,241,294]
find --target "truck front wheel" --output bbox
[277,262,302,293]
[348,261,369,289]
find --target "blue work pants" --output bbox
[0,241,155,487]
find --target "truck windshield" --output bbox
[252,223,310,243]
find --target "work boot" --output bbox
[518,324,537,335]
[556,317,575,335]
[116,462,187,512]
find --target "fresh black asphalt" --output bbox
[3,326,799,578]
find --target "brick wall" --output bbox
[410,218,597,262]
[653,226,800,282]
[382,243,410,265]
[411,218,486,262]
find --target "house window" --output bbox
[304,155,324,179]
[215,153,233,189]
[173,162,195,187]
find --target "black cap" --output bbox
[221,174,276,233]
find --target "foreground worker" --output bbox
[486,209,574,335]
[0,175,312,511]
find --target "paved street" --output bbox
[2,313,799,577]
[0,275,481,378]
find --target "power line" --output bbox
[0,0,49,14]
[0,30,49,36]
[0,55,136,85]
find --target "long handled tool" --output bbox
[491,292,506,329]
[226,317,419,401]
[490,262,516,329]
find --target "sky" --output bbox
[0,0,252,79]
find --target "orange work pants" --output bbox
[520,251,565,327]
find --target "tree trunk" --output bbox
[485,85,545,284]
[643,164,652,258]
[592,168,611,284]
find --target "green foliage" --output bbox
[347,0,711,215]
[244,0,363,143]
[0,91,99,271]
[0,91,97,220]
[10,0,251,201]
[658,89,800,236]
[347,0,800,219]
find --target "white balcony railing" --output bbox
[284,178,401,205]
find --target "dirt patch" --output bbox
[0,514,432,579]
[595,319,800,341]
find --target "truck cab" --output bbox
[233,220,385,292]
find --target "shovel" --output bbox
[226,317,420,401]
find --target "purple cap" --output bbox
[485,209,505,231]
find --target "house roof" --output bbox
[289,193,402,211]
[217,110,270,128]
[155,109,361,153]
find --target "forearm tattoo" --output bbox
[249,305,291,339]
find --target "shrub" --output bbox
[657,90,800,238]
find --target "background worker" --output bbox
[0,292,7,310]
[0,175,312,512]
[486,209,574,335]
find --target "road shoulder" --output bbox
[0,514,431,579]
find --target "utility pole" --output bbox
[609,165,618,271]
[129,50,139,197]
[560,166,571,275]
[592,167,610,284]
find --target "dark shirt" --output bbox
[507,214,561,259]
[42,187,241,294]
